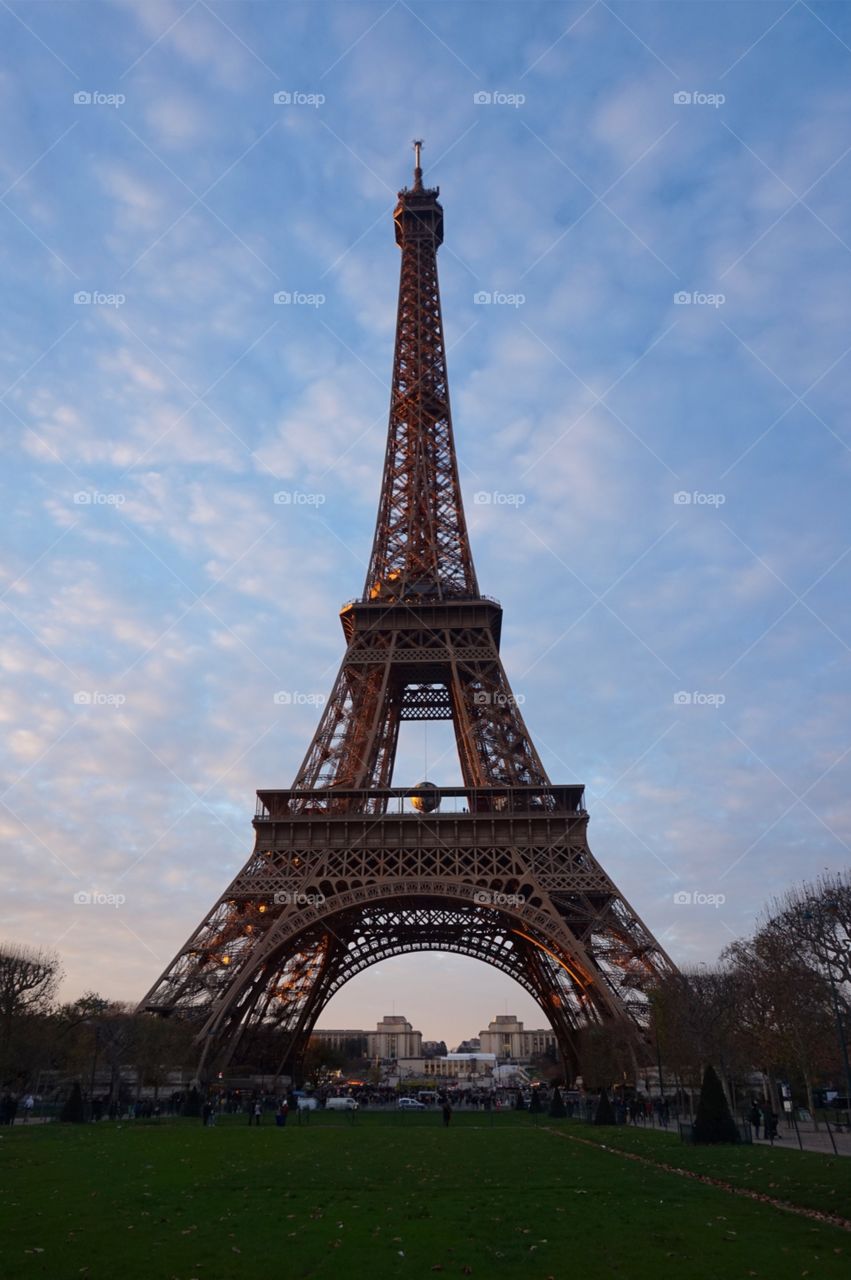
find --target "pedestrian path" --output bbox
[754,1123,851,1157]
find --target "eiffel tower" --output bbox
[139,143,676,1079]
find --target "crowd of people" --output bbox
[0,1082,791,1140]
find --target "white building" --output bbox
[478,1015,556,1062]
[395,1053,497,1085]
[367,1015,423,1060]
[313,1015,422,1061]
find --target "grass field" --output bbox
[1,1113,849,1280]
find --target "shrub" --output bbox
[593,1088,615,1125]
[549,1086,566,1118]
[693,1064,739,1144]
[60,1081,84,1123]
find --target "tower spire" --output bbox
[364,147,478,603]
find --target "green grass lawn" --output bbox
[560,1119,851,1215]
[1,1114,849,1280]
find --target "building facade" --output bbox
[310,1028,367,1054]
[313,1014,553,1064]
[313,1015,422,1061]
[367,1015,422,1059]
[477,1015,556,1061]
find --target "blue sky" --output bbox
[1,0,850,1047]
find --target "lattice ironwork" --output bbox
[138,146,676,1080]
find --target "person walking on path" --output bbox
[764,1106,780,1141]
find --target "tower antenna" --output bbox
[412,138,424,190]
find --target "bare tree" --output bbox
[765,871,851,991]
[0,943,61,1031]
[0,943,62,1087]
[744,872,851,1116]
[650,967,747,1111]
[723,928,836,1117]
[575,1019,646,1092]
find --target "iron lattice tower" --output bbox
[139,146,676,1078]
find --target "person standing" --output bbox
[749,1100,761,1139]
[442,1100,452,1128]
[250,1100,262,1126]
[22,1094,34,1123]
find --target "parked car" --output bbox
[398,1097,426,1110]
[326,1097,359,1111]
[296,1096,319,1111]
